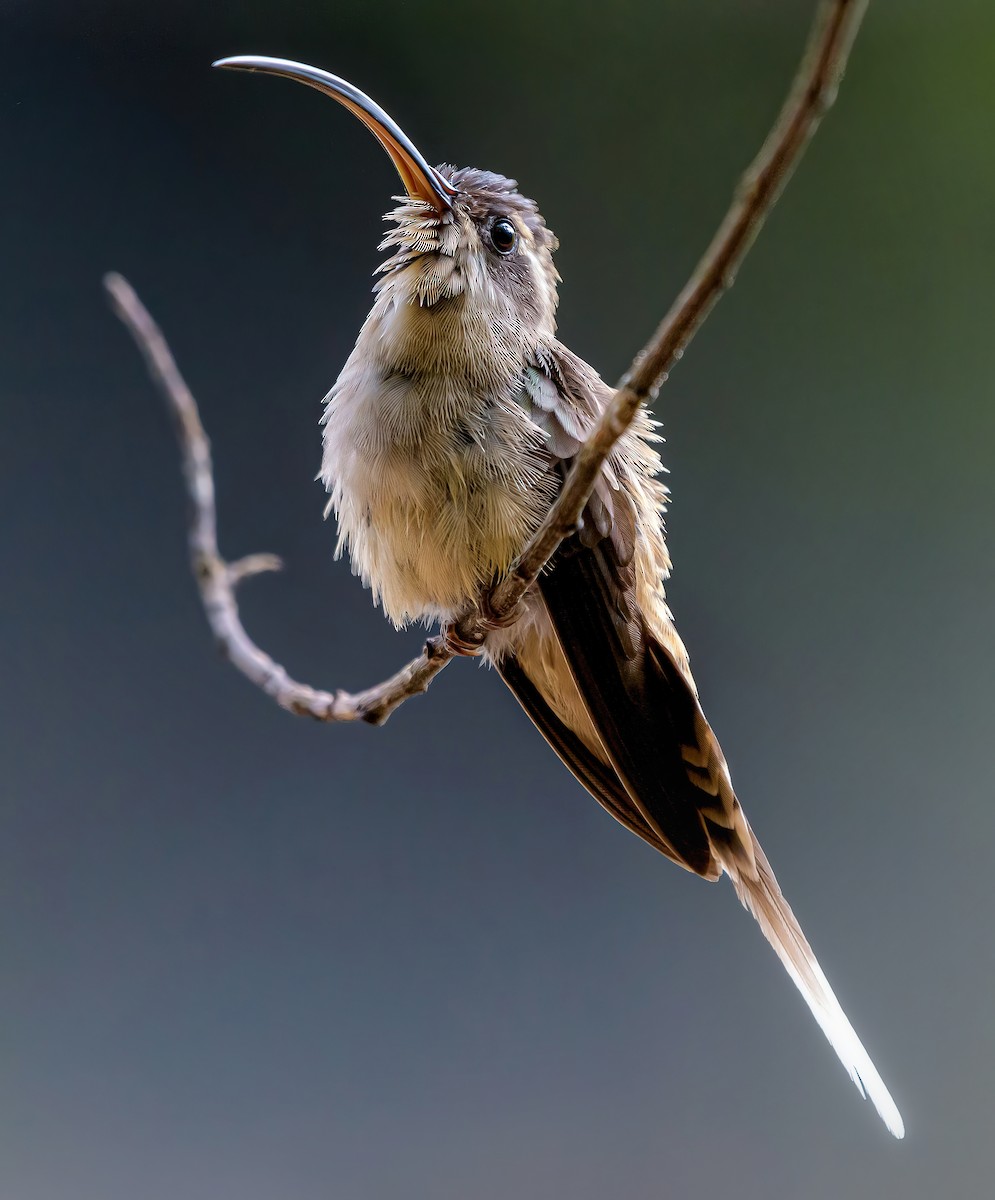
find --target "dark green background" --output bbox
[2,2,993,1197]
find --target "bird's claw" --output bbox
[441,621,487,658]
[478,593,525,632]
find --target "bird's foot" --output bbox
[478,591,526,633]
[440,620,487,658]
[440,592,526,659]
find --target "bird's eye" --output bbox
[489,218,518,255]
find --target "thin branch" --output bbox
[106,0,868,722]
[486,0,868,620]
[104,272,453,725]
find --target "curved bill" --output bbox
[213,55,457,213]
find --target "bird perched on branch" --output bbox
[215,54,904,1139]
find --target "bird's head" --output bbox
[214,57,561,342]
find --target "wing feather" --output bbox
[497,653,686,868]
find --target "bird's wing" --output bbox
[508,343,906,1138]
[496,652,686,868]
[510,342,755,879]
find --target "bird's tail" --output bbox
[726,832,905,1139]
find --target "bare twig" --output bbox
[106,0,867,723]
[105,272,452,725]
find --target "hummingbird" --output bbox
[214,55,904,1139]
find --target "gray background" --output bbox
[2,1,993,1197]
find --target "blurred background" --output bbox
[2,2,993,1197]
